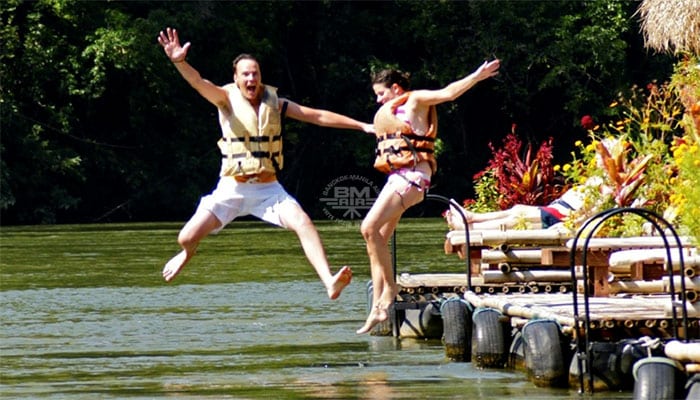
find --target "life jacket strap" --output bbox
[222,150,282,160]
[377,132,435,143]
[221,135,282,143]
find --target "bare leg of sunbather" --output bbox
[447,204,543,230]
[163,209,221,282]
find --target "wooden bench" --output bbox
[445,229,697,297]
[566,237,696,296]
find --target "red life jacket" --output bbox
[373,92,438,174]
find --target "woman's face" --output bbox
[372,83,400,105]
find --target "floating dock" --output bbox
[372,207,700,398]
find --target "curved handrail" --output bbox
[569,207,689,394]
[425,194,472,291]
[386,193,473,337]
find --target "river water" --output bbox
[0,219,630,399]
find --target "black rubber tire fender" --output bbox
[632,357,683,400]
[522,319,567,387]
[440,297,472,362]
[471,307,508,368]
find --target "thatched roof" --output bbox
[637,0,700,55]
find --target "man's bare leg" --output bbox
[279,201,352,300]
[327,265,353,300]
[162,209,221,282]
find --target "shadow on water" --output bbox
[1,219,629,399]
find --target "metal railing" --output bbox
[569,207,691,394]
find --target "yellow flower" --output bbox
[553,165,561,172]
[609,101,618,108]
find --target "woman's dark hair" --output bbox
[232,53,258,73]
[371,69,411,90]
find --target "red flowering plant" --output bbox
[580,115,596,130]
[468,125,568,212]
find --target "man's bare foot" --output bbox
[327,265,352,300]
[162,251,187,282]
[356,304,388,335]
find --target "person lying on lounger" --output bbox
[445,177,606,231]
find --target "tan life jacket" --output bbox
[217,84,284,177]
[373,92,438,174]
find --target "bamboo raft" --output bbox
[394,271,699,395]
[388,208,700,395]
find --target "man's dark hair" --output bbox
[233,53,258,73]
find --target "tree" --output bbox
[0,0,676,225]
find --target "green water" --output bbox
[0,219,629,399]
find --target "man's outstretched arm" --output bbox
[157,27,229,112]
[283,100,374,134]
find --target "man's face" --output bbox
[234,59,262,101]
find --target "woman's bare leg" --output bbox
[357,179,425,334]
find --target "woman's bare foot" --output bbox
[446,208,463,230]
[446,208,473,230]
[327,265,352,300]
[162,251,187,282]
[356,303,388,334]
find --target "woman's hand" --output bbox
[474,59,500,81]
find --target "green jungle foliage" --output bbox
[1,0,675,224]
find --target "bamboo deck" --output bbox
[395,272,699,339]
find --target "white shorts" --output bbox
[387,168,431,194]
[196,177,300,233]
